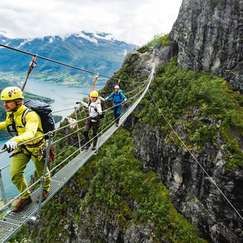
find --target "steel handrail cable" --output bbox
[22,82,148,143]
[102,86,146,115]
[106,78,150,99]
[0,112,119,211]
[0,139,81,205]
[52,90,144,145]
[52,123,87,145]
[18,83,148,145]
[123,80,148,95]
[52,86,146,146]
[45,63,155,202]
[51,140,80,164]
[0,116,91,153]
[52,108,115,145]
[0,85,145,167]
[50,116,118,174]
[52,108,114,144]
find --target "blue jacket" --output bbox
[105,90,127,105]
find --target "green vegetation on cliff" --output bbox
[136,59,243,170]
[13,129,205,243]
[138,34,170,53]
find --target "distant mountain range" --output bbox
[0,31,136,78]
[0,31,136,125]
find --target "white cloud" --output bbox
[0,0,182,45]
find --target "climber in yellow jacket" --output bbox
[0,86,51,212]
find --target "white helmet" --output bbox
[114,84,120,89]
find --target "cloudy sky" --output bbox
[0,0,182,45]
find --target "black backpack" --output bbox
[23,100,55,137]
[7,100,55,139]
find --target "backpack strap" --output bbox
[7,112,18,136]
[21,108,43,133]
[21,108,31,126]
[118,91,123,100]
[9,112,15,126]
[89,103,98,113]
[117,90,125,102]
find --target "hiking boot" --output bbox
[91,146,97,154]
[37,190,50,203]
[12,197,32,213]
[42,190,49,201]
[81,144,90,150]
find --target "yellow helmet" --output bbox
[0,86,24,101]
[89,90,99,98]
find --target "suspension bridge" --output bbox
[0,42,156,242]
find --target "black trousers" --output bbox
[114,105,122,124]
[83,118,99,147]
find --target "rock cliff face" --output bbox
[170,0,243,91]
[131,122,243,243]
[164,3,243,240]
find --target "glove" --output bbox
[66,117,77,129]
[3,140,18,153]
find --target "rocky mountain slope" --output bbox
[170,0,243,92]
[0,31,136,78]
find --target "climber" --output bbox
[80,90,103,151]
[105,84,127,127]
[0,86,51,213]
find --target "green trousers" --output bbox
[10,150,51,199]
